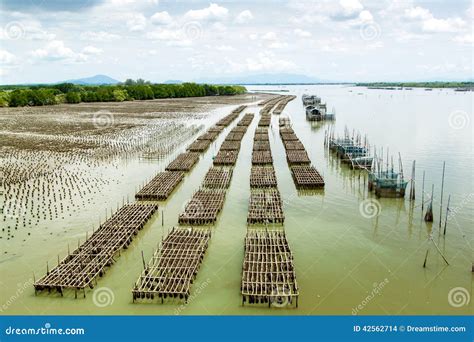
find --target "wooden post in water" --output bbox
[439,161,445,228]
[424,184,434,222]
[443,195,451,235]
[141,251,146,270]
[409,160,416,200]
[423,249,429,268]
[421,171,425,211]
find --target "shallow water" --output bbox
[1,86,472,315]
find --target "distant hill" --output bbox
[195,73,331,84]
[63,74,119,85]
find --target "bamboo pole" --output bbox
[439,161,445,228]
[443,195,451,235]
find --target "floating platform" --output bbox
[252,150,273,165]
[197,131,219,141]
[132,227,211,303]
[283,140,305,150]
[135,171,184,200]
[250,166,278,188]
[186,139,212,152]
[241,229,298,307]
[220,140,241,151]
[213,150,239,166]
[208,125,225,133]
[254,133,269,142]
[237,113,255,126]
[178,189,226,225]
[279,117,291,127]
[247,189,284,224]
[286,150,311,165]
[165,152,200,171]
[34,203,159,296]
[258,115,271,127]
[231,126,248,133]
[290,166,324,189]
[280,132,299,141]
[253,141,271,151]
[202,167,233,189]
[279,127,294,135]
[225,132,245,141]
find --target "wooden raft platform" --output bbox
[225,132,245,141]
[241,230,298,307]
[279,127,294,135]
[280,132,299,141]
[197,131,219,141]
[253,141,271,151]
[34,203,159,295]
[132,227,211,303]
[247,189,284,224]
[258,115,271,127]
[254,133,269,142]
[202,167,233,189]
[286,150,311,165]
[136,171,184,200]
[186,139,212,152]
[283,140,305,150]
[252,150,273,165]
[208,125,225,133]
[238,113,255,126]
[290,166,325,189]
[231,126,248,133]
[166,152,200,171]
[213,150,239,166]
[220,140,241,151]
[178,189,226,225]
[250,166,277,188]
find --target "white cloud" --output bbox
[126,13,147,31]
[0,49,17,65]
[235,10,253,24]
[262,32,278,40]
[80,31,120,42]
[245,52,296,72]
[150,11,173,25]
[216,45,235,51]
[82,46,103,55]
[294,28,312,37]
[453,34,473,45]
[331,0,364,20]
[31,40,76,61]
[404,6,466,33]
[184,3,228,21]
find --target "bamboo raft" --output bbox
[253,141,271,151]
[258,115,272,127]
[136,171,184,200]
[283,140,305,150]
[241,229,298,307]
[225,132,245,141]
[220,140,241,151]
[178,189,226,225]
[202,167,233,189]
[165,152,200,171]
[290,166,325,189]
[232,105,247,114]
[213,150,239,166]
[231,126,248,133]
[34,203,159,296]
[252,150,273,165]
[197,131,219,141]
[286,150,311,165]
[208,125,225,133]
[279,127,294,135]
[280,132,299,141]
[250,166,278,188]
[254,133,269,142]
[238,113,255,126]
[272,95,296,115]
[247,189,284,224]
[186,139,212,152]
[132,227,211,303]
[279,117,291,127]
[216,113,239,126]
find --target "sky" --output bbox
[0,0,472,84]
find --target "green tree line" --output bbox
[0,81,247,107]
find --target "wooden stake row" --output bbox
[34,203,158,294]
[247,189,284,224]
[202,167,233,189]
[135,171,185,200]
[250,166,278,188]
[290,166,325,189]
[132,227,211,302]
[165,152,201,171]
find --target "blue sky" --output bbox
[0,0,472,84]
